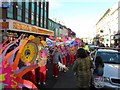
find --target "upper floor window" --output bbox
[25,2,29,9]
[31,2,34,13]
[7,2,13,18]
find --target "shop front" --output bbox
[0,19,54,40]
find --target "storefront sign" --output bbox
[0,22,9,29]
[13,21,53,36]
[13,22,29,31]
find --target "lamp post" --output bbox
[2,1,10,41]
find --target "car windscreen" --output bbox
[96,52,120,64]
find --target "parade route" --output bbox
[37,62,78,89]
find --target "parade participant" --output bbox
[69,46,75,65]
[41,36,46,48]
[74,44,79,60]
[49,46,54,63]
[72,48,93,88]
[52,45,63,78]
[35,37,47,85]
[61,45,67,72]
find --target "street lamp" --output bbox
[2,1,10,41]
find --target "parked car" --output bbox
[92,48,120,88]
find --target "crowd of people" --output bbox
[1,33,106,89]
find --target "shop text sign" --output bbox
[13,22,53,36]
[13,22,37,32]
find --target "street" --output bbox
[37,62,78,89]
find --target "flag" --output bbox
[46,38,54,47]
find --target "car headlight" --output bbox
[104,77,110,82]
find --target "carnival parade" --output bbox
[1,1,120,89]
[0,33,83,89]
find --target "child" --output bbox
[94,56,104,76]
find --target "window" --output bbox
[41,9,43,17]
[25,11,28,23]
[36,15,39,26]
[41,2,43,8]
[31,2,34,13]
[17,8,22,16]
[17,1,22,6]
[25,2,29,9]
[41,17,43,27]
[31,13,34,24]
[97,52,120,64]
[7,2,13,18]
[25,2,29,23]
[37,7,39,15]
[17,7,22,21]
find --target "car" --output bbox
[92,47,120,88]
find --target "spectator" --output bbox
[72,48,93,88]
[93,56,104,76]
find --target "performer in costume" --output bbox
[61,45,67,72]
[69,46,75,65]
[52,45,63,78]
[35,37,47,85]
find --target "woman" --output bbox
[94,56,104,76]
[72,48,93,88]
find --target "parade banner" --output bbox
[46,38,54,46]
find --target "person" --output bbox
[35,37,47,85]
[93,56,104,76]
[52,45,63,78]
[84,43,89,52]
[93,56,104,88]
[72,48,93,88]
[69,46,75,65]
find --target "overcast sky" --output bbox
[49,0,119,38]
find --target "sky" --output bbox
[49,0,119,38]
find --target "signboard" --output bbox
[0,22,9,29]
[12,21,53,36]
[1,2,11,8]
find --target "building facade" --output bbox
[48,18,71,38]
[1,0,54,39]
[96,2,120,46]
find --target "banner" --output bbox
[46,38,54,47]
